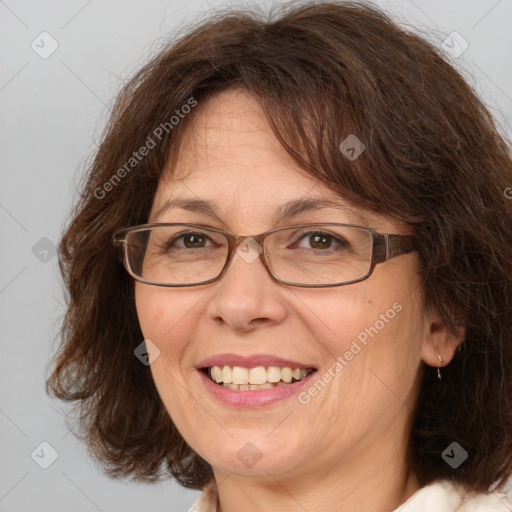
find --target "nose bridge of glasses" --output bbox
[224,232,266,253]
[220,232,269,278]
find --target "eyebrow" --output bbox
[153,197,371,225]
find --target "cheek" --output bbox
[134,284,200,344]
[134,284,200,420]
[340,279,424,410]
[134,284,165,341]
[134,283,211,411]
[292,283,404,353]
[306,264,424,387]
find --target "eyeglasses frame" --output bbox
[112,222,416,288]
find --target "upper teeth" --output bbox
[208,365,312,385]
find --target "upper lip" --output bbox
[196,353,317,370]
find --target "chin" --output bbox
[203,434,306,476]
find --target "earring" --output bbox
[436,351,443,381]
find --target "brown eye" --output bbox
[182,233,207,248]
[308,232,332,249]
[291,230,349,252]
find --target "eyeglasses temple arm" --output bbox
[373,234,415,263]
[385,234,416,259]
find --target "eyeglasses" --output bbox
[112,223,416,288]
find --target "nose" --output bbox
[205,239,288,332]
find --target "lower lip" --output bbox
[197,369,317,408]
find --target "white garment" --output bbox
[188,478,512,511]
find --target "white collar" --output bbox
[190,478,512,512]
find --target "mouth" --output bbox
[200,365,317,390]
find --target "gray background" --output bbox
[1,1,511,511]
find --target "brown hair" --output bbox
[47,0,512,493]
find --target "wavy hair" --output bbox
[47,0,512,493]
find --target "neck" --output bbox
[213,444,420,512]
[217,473,420,512]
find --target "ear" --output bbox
[420,308,465,368]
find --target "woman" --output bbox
[47,1,512,511]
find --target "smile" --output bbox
[206,365,316,390]
[198,364,318,407]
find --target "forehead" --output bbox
[150,89,398,233]
[167,88,305,184]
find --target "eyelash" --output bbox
[291,231,349,251]
[161,230,349,252]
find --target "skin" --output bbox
[135,88,462,512]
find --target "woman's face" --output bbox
[135,89,447,482]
